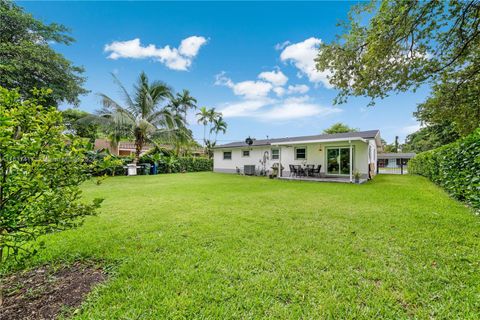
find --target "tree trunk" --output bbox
[134,131,144,164]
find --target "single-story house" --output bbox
[377,152,416,173]
[213,130,382,182]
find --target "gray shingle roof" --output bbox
[215,130,380,148]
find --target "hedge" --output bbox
[408,128,480,210]
[140,156,213,174]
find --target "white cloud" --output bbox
[401,123,422,135]
[273,87,286,97]
[258,70,288,86]
[280,37,332,87]
[219,98,274,118]
[218,95,342,121]
[179,36,208,57]
[215,72,272,98]
[104,36,207,71]
[275,41,291,51]
[287,84,309,94]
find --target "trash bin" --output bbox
[127,163,137,176]
[151,163,158,175]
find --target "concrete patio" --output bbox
[278,176,368,184]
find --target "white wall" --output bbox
[214,140,378,179]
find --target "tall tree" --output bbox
[173,89,197,123]
[62,109,98,144]
[210,116,228,143]
[316,1,480,136]
[98,72,184,162]
[323,122,357,134]
[403,122,460,153]
[0,0,87,105]
[196,106,211,146]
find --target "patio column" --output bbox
[349,142,353,183]
[278,146,282,177]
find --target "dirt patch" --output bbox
[1,261,106,320]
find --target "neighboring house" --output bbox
[94,139,204,157]
[213,130,382,181]
[377,152,416,173]
[94,139,153,156]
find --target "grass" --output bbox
[11,173,480,318]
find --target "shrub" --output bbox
[408,128,480,210]
[140,153,212,174]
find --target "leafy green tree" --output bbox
[62,108,98,144]
[323,122,357,134]
[0,87,101,262]
[98,72,184,163]
[403,122,460,153]
[316,1,480,136]
[0,0,87,105]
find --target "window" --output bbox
[242,150,250,157]
[271,149,279,160]
[295,147,306,160]
[223,151,232,160]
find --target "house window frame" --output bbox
[242,150,250,157]
[294,146,307,160]
[271,148,280,160]
[223,151,232,160]
[325,145,355,176]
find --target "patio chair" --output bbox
[306,164,315,177]
[289,164,295,177]
[312,165,322,177]
[294,165,304,177]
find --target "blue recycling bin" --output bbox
[151,163,158,175]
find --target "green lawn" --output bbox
[18,173,480,318]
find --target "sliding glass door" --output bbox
[326,147,352,175]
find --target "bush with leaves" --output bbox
[408,128,480,210]
[0,87,102,262]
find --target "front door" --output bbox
[326,147,352,175]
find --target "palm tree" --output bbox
[175,89,197,123]
[98,72,184,163]
[196,106,211,146]
[210,116,227,143]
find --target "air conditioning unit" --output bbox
[244,165,256,176]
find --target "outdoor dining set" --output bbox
[289,164,322,177]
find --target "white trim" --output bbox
[273,137,367,146]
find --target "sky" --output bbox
[20,1,428,144]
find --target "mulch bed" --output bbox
[1,261,106,320]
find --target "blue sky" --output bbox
[21,1,427,144]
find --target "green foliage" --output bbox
[403,122,460,153]
[97,72,186,162]
[62,108,98,143]
[409,128,480,210]
[140,151,212,174]
[0,0,87,105]
[316,1,480,136]
[323,122,357,134]
[0,87,101,262]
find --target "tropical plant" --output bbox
[210,116,227,142]
[62,109,99,144]
[171,89,197,123]
[0,87,102,263]
[98,72,185,163]
[0,0,87,105]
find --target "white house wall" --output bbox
[214,140,377,179]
